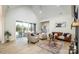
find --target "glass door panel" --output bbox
[28,23,32,32]
[16,22,23,38]
[16,21,36,38]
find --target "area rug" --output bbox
[37,41,63,54]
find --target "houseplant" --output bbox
[4,31,11,42]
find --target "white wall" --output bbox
[4,6,38,41]
[49,15,74,34]
[0,6,4,43]
[0,6,3,42]
[39,6,75,38]
[4,5,75,41]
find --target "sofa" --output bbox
[52,32,72,42]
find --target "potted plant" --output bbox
[4,31,11,42]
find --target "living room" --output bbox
[0,5,79,54]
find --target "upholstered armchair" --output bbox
[63,33,72,42]
[27,33,39,43]
[39,33,47,40]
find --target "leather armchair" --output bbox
[63,33,72,42]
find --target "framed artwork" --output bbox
[41,25,47,33]
[55,22,66,28]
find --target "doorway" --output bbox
[16,21,36,46]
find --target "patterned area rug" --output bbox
[37,41,63,54]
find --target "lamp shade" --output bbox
[71,20,79,27]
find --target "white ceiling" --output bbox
[31,5,72,20]
[3,5,72,20]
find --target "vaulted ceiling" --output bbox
[30,5,72,20]
[3,5,72,20]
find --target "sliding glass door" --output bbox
[28,23,36,33]
[16,21,36,38]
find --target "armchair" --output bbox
[27,33,39,43]
[39,33,47,40]
[63,33,72,42]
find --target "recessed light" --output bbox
[39,10,42,14]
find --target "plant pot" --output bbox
[5,36,10,43]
